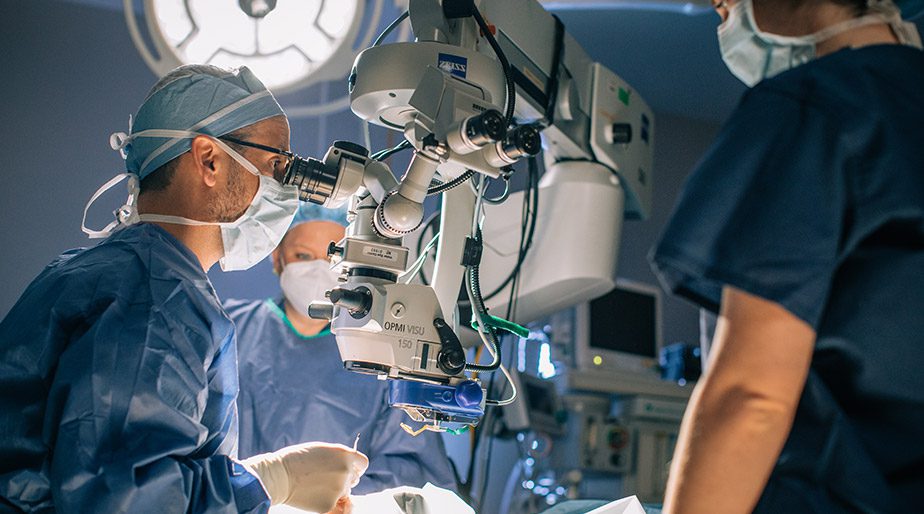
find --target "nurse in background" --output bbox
[226,204,457,495]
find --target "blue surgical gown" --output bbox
[226,298,458,495]
[651,45,924,513]
[0,223,269,513]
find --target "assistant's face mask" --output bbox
[718,0,923,86]
[83,129,299,272]
[279,258,340,314]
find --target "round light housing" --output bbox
[126,0,366,94]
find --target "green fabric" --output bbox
[264,298,331,340]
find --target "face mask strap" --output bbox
[209,137,263,177]
[868,0,924,49]
[128,129,263,178]
[739,0,810,45]
[110,132,131,160]
[82,173,140,239]
[93,128,261,235]
[137,213,216,226]
[737,0,913,46]
[812,12,896,43]
[719,0,745,34]
[135,148,272,229]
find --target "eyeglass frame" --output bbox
[219,135,295,180]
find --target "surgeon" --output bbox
[650,0,924,512]
[227,203,458,495]
[0,65,367,513]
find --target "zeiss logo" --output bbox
[438,53,468,78]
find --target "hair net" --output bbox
[122,65,284,179]
[290,202,349,227]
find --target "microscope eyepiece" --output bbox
[448,109,508,155]
[282,156,338,204]
[500,124,542,160]
[464,109,506,147]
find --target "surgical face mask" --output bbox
[718,0,923,86]
[83,129,299,272]
[279,259,340,314]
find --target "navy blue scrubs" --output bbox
[651,45,924,512]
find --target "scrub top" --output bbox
[0,223,268,513]
[651,45,924,513]
[226,298,458,495]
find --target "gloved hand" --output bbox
[242,442,368,513]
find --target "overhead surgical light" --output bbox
[124,0,380,95]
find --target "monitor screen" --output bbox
[589,286,658,358]
[525,382,555,416]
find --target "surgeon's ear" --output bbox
[190,135,220,187]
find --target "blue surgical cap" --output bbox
[124,65,285,179]
[291,202,349,228]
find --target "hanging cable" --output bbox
[463,177,502,373]
[471,8,517,126]
[371,139,412,161]
[427,169,475,195]
[483,156,540,301]
[415,212,442,285]
[465,251,502,372]
[372,10,409,47]
[485,363,517,406]
[401,230,440,283]
[474,334,518,513]
[482,178,511,205]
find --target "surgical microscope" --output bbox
[278,0,655,435]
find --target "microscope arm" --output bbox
[430,183,478,337]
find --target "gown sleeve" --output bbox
[46,279,270,514]
[650,84,851,328]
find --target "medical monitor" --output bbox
[504,371,565,435]
[574,279,662,378]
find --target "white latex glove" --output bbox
[242,442,368,513]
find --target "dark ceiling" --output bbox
[57,0,922,124]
